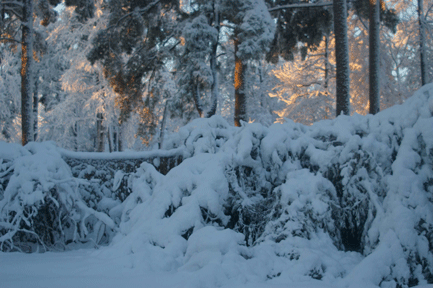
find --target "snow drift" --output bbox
[1,85,433,287]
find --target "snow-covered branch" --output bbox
[268,1,332,12]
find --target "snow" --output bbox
[1,85,433,287]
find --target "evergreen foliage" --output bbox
[265,0,333,63]
[87,0,182,128]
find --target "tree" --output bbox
[220,0,274,126]
[0,49,20,142]
[333,0,350,116]
[369,0,380,114]
[353,0,398,114]
[1,0,95,145]
[20,0,35,146]
[176,12,219,119]
[178,0,221,119]
[271,34,336,124]
[418,0,428,85]
[266,0,333,63]
[87,0,183,147]
[39,2,121,152]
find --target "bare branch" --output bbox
[3,7,23,20]
[1,1,24,7]
[0,37,21,44]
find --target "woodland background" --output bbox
[0,0,430,151]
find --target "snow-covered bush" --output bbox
[0,142,116,252]
[124,84,433,286]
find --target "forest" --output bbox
[1,0,433,288]
[0,0,430,149]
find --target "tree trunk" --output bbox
[193,81,204,118]
[418,0,427,86]
[234,36,247,127]
[113,127,118,152]
[117,126,123,152]
[21,0,34,146]
[96,113,104,152]
[333,0,350,117]
[324,35,329,90]
[206,1,220,118]
[369,0,380,115]
[107,126,113,153]
[33,72,39,141]
[158,101,169,149]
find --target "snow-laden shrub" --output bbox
[0,142,116,252]
[114,84,433,286]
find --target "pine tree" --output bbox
[266,0,333,63]
[418,0,428,86]
[220,0,274,126]
[352,0,398,114]
[87,0,182,145]
[369,0,380,114]
[175,0,220,119]
[333,0,350,116]
[20,0,35,146]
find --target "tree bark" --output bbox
[107,126,113,153]
[193,81,204,118]
[324,35,329,90]
[207,1,220,118]
[96,113,104,152]
[333,0,350,117]
[117,126,122,152]
[418,0,427,86]
[369,0,380,115]
[33,72,39,141]
[158,100,169,149]
[21,0,34,146]
[234,36,247,127]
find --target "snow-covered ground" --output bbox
[1,248,432,288]
[0,249,334,288]
[1,85,433,288]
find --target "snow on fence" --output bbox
[61,148,183,201]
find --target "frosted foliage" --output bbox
[237,0,275,60]
[271,37,335,125]
[0,50,21,142]
[1,85,433,286]
[184,16,218,57]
